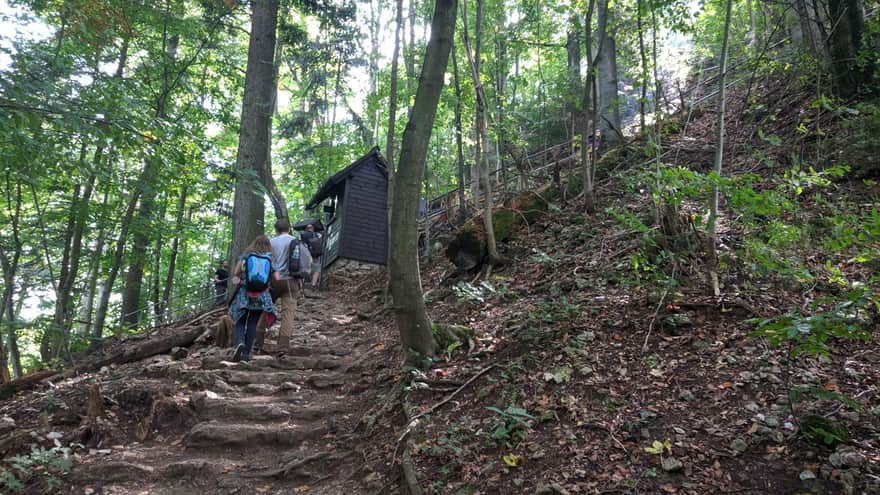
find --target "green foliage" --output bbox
[452,281,508,306]
[0,446,74,493]
[798,414,851,447]
[788,386,863,412]
[781,163,849,198]
[530,297,580,325]
[750,288,874,356]
[485,406,534,448]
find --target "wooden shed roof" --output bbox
[306,146,388,210]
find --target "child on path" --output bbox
[228,235,279,362]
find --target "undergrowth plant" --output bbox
[484,406,534,448]
[0,446,73,493]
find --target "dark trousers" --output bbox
[215,283,227,305]
[234,309,261,358]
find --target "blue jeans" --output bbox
[234,309,261,358]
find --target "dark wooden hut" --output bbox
[306,147,389,269]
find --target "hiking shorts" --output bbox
[310,258,321,273]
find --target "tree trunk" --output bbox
[707,0,733,297]
[567,15,582,137]
[53,170,96,358]
[792,0,828,65]
[78,190,111,337]
[230,0,280,264]
[368,0,382,142]
[150,197,168,322]
[93,188,143,340]
[462,0,500,266]
[386,0,404,168]
[160,185,187,321]
[596,0,622,146]
[637,0,647,136]
[120,9,180,330]
[827,0,870,97]
[390,0,456,364]
[452,41,467,221]
[581,0,597,213]
[0,179,24,383]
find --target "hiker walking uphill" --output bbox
[228,235,279,362]
[214,260,229,305]
[266,219,303,351]
[301,222,323,292]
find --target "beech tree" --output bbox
[230,0,280,264]
[389,0,457,363]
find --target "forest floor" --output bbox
[2,88,880,494]
[2,171,878,495]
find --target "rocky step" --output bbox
[183,421,329,449]
[190,391,353,421]
[200,354,347,371]
[190,391,293,421]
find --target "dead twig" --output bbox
[409,364,497,424]
[643,265,677,354]
[243,451,334,478]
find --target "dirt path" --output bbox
[51,290,396,494]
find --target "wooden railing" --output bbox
[419,139,579,236]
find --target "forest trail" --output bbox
[26,286,397,495]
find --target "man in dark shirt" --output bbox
[300,223,322,291]
[214,260,229,305]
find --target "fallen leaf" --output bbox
[720,381,734,389]
[503,453,523,467]
[824,382,839,392]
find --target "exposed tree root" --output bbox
[242,451,336,478]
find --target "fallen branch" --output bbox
[243,451,333,478]
[409,364,497,424]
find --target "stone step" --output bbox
[190,391,292,421]
[184,421,329,449]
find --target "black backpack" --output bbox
[286,239,312,279]
[301,231,323,257]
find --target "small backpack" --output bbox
[287,240,312,279]
[306,235,323,257]
[243,253,272,291]
[301,231,324,258]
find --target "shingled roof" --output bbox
[306,147,389,210]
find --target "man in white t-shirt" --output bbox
[255,219,299,352]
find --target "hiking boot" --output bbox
[231,343,244,362]
[277,335,290,353]
[241,354,251,363]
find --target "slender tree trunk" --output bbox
[581,0,597,213]
[120,8,179,329]
[0,178,24,382]
[230,0,280,264]
[567,15,582,138]
[160,185,187,320]
[452,41,467,221]
[78,190,110,337]
[369,0,382,142]
[390,0,456,364]
[596,0,622,145]
[93,188,143,340]
[264,27,288,222]
[637,0,647,136]
[462,0,500,266]
[651,1,663,226]
[383,0,405,305]
[707,0,733,296]
[43,167,81,360]
[150,197,167,321]
[827,0,870,97]
[386,0,404,168]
